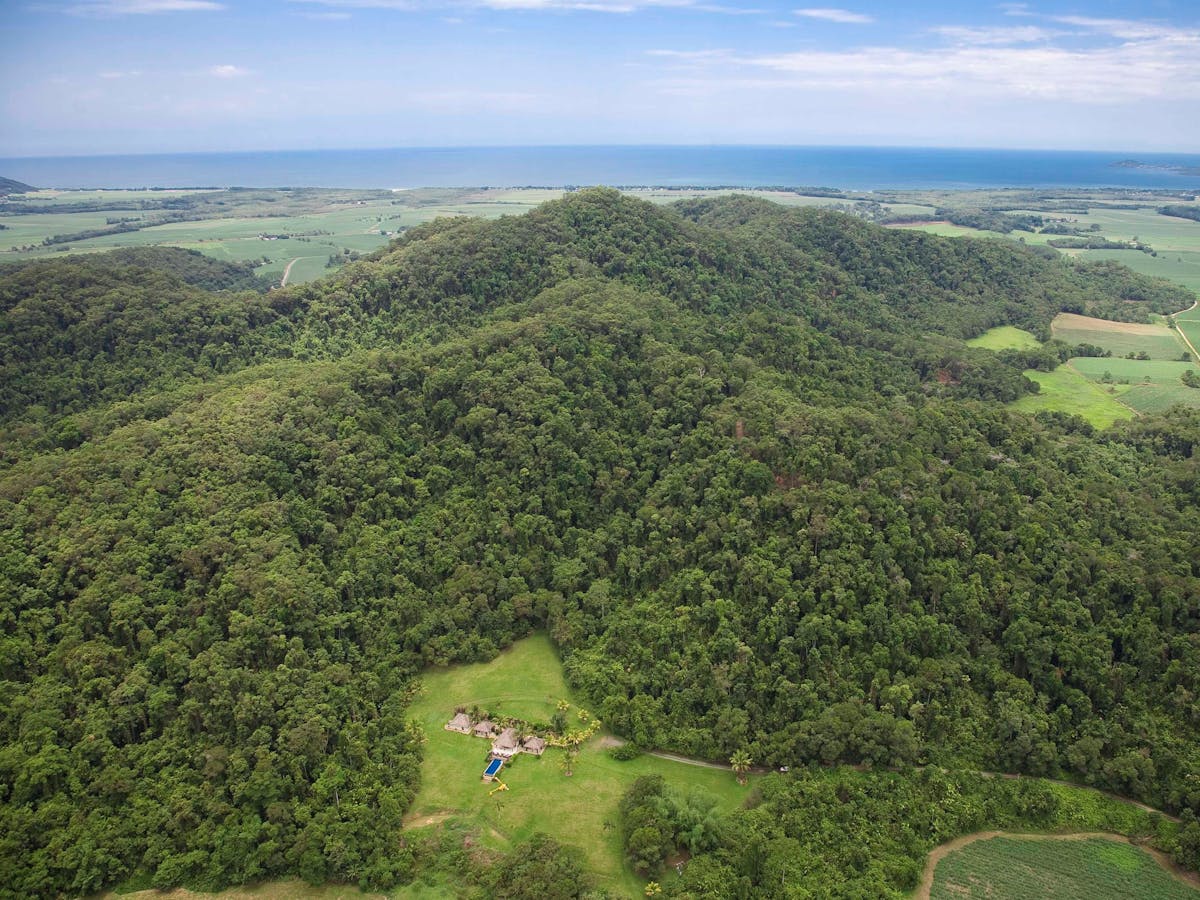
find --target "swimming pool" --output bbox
[483,758,503,780]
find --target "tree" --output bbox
[730,750,753,786]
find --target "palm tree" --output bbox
[730,749,752,785]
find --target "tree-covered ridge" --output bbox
[0,190,1198,896]
[674,194,1193,331]
[0,177,36,197]
[0,250,284,434]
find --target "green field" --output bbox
[930,836,1199,900]
[887,221,1008,239]
[406,634,755,897]
[0,188,552,285]
[1011,365,1134,428]
[967,325,1041,350]
[1176,303,1200,365]
[1066,356,1200,413]
[1051,312,1189,360]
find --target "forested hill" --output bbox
[0,177,35,197]
[1,189,1198,897]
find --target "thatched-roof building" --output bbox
[473,719,496,738]
[446,712,472,734]
[492,727,520,758]
[522,735,547,756]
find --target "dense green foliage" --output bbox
[662,768,1183,899]
[0,177,35,197]
[0,249,278,434]
[1,189,1198,896]
[1160,205,1200,223]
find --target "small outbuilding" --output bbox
[492,727,520,758]
[446,712,471,734]
[522,735,547,756]
[473,719,496,738]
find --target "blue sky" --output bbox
[2,0,1198,155]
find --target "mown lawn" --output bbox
[405,633,755,897]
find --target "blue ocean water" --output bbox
[2,146,1200,191]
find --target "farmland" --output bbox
[0,188,555,285]
[929,835,1200,900]
[1050,312,1189,360]
[1011,365,1134,428]
[1067,356,1200,413]
[1177,301,1200,363]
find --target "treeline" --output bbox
[1,190,1198,895]
[621,768,1198,898]
[1160,205,1200,223]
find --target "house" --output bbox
[473,719,496,738]
[491,727,520,758]
[522,735,547,756]
[446,712,471,734]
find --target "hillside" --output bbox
[1,190,1198,897]
[0,177,35,197]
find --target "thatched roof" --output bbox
[493,727,519,749]
[473,719,495,736]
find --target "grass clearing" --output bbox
[967,325,1041,350]
[929,835,1200,900]
[1050,312,1189,360]
[406,634,755,897]
[1011,365,1134,428]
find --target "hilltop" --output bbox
[1,190,1197,897]
[0,177,35,197]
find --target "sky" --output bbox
[1,0,1198,156]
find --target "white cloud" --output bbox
[649,23,1200,105]
[209,64,251,78]
[793,7,872,24]
[67,0,223,13]
[748,38,1200,102]
[1048,15,1188,41]
[931,25,1055,45]
[288,0,751,12]
[647,48,733,60]
[99,69,143,78]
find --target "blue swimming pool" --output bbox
[484,758,503,778]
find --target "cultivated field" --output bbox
[1011,366,1134,428]
[405,634,755,896]
[1067,356,1200,413]
[1050,312,1189,360]
[1176,302,1200,364]
[929,835,1200,900]
[966,325,1041,350]
[0,188,554,285]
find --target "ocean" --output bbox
[2,146,1200,192]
